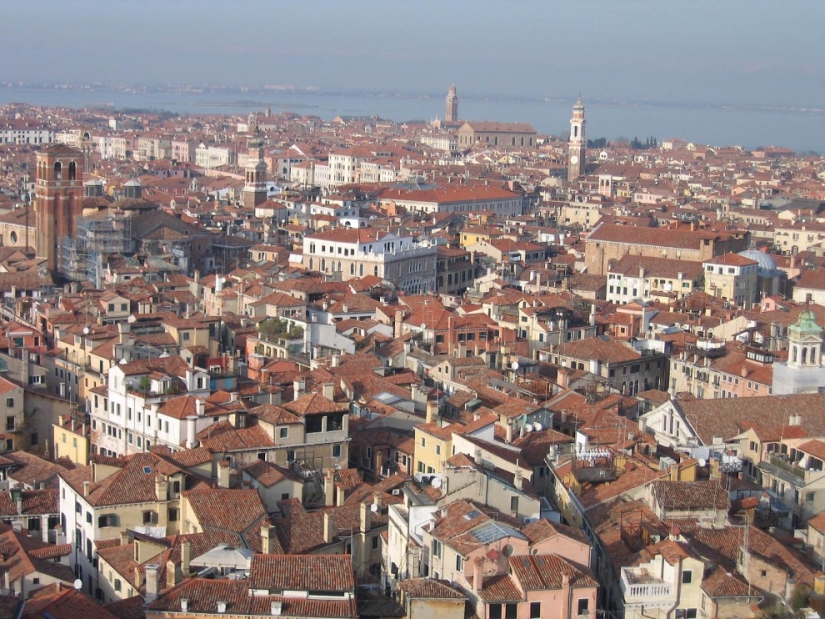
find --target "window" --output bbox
[432,539,441,558]
[684,610,697,619]
[279,427,288,439]
[510,496,519,513]
[114,579,122,592]
[33,577,40,585]
[435,445,441,456]
[372,535,379,550]
[168,508,178,522]
[682,570,693,584]
[456,555,463,572]
[142,511,158,525]
[577,599,589,615]
[98,514,119,528]
[332,445,341,458]
[86,512,92,524]
[530,602,541,619]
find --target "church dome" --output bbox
[737,249,779,276]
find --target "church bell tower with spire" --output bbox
[568,95,586,182]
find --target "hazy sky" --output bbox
[3,0,824,108]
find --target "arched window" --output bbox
[350,263,355,275]
[54,161,62,181]
[802,347,808,365]
[321,258,326,271]
[621,381,626,395]
[359,264,364,277]
[792,346,798,364]
[308,257,313,270]
[374,266,379,277]
[68,161,76,181]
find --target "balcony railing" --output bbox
[768,455,806,479]
[621,570,675,607]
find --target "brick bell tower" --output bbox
[242,113,268,209]
[34,144,84,275]
[445,84,459,123]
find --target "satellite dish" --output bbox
[698,458,707,467]
[421,323,427,330]
[119,358,127,365]
[431,477,442,489]
[370,503,379,513]
[524,425,533,433]
[511,361,519,371]
[533,422,543,432]
[82,326,90,335]
[73,579,83,590]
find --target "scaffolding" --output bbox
[60,212,132,285]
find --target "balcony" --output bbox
[758,455,807,487]
[621,569,675,608]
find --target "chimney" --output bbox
[360,501,372,533]
[474,448,483,466]
[181,539,191,575]
[155,475,168,501]
[505,423,513,443]
[324,471,335,506]
[425,399,438,424]
[473,557,484,592]
[166,559,180,588]
[145,564,160,603]
[323,512,334,544]
[514,467,523,491]
[373,491,382,511]
[120,530,129,546]
[322,382,335,401]
[217,460,231,488]
[394,309,403,339]
[293,377,305,401]
[331,354,340,368]
[186,415,197,449]
[83,481,90,497]
[271,601,284,616]
[336,485,345,507]
[815,573,825,596]
[195,399,205,417]
[261,523,277,554]
[181,599,189,612]
[561,573,571,619]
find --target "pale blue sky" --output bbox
[3,0,823,108]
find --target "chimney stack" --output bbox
[83,481,90,497]
[145,564,160,603]
[166,559,180,588]
[425,399,438,424]
[324,471,335,506]
[322,382,335,401]
[394,309,403,339]
[360,501,372,533]
[195,399,205,417]
[514,467,523,491]
[217,460,231,488]
[155,475,168,501]
[473,557,484,592]
[293,377,305,401]
[323,512,334,544]
[186,415,197,449]
[373,491,382,511]
[261,523,277,554]
[181,539,191,575]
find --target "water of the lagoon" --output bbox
[1,87,822,153]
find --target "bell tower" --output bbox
[568,95,586,182]
[445,85,459,123]
[34,144,84,275]
[242,113,268,209]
